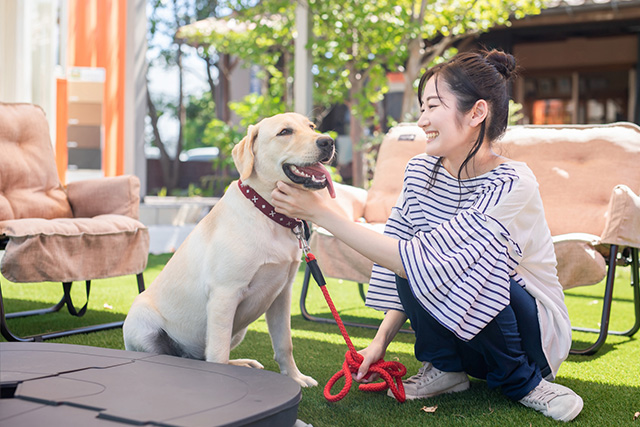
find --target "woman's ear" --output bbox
[232,124,258,180]
[469,99,489,128]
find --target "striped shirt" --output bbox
[367,155,572,373]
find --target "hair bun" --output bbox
[485,50,517,80]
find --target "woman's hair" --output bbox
[417,49,517,184]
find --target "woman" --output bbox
[271,49,583,422]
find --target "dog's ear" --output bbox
[232,124,258,180]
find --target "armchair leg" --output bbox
[569,245,640,355]
[300,265,412,333]
[570,245,618,355]
[5,296,65,319]
[614,247,640,338]
[0,272,146,342]
[358,283,366,302]
[136,272,146,293]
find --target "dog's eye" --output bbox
[277,128,293,136]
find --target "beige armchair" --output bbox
[0,102,149,341]
[303,121,640,355]
[497,122,640,355]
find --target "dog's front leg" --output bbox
[204,290,263,369]
[265,271,317,388]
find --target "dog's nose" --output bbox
[316,137,334,150]
[316,137,335,162]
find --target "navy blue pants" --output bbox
[395,276,551,401]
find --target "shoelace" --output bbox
[522,383,558,406]
[404,363,433,384]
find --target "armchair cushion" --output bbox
[0,215,149,283]
[498,123,640,237]
[310,223,383,284]
[67,175,141,219]
[600,185,640,247]
[552,233,607,290]
[320,182,368,221]
[0,103,73,221]
[363,124,426,224]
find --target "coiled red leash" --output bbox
[294,224,406,403]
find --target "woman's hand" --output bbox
[353,340,387,383]
[353,309,408,383]
[271,181,329,223]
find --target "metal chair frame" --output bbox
[569,245,640,355]
[0,240,146,342]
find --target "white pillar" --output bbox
[294,1,312,117]
[0,0,32,103]
[124,0,148,195]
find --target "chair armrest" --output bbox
[321,182,368,221]
[67,175,141,219]
[600,185,640,248]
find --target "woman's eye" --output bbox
[277,128,293,136]
[428,104,438,110]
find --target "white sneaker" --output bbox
[388,361,470,400]
[519,379,583,422]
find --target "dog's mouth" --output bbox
[283,162,336,198]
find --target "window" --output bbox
[520,68,631,125]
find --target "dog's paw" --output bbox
[229,358,264,369]
[291,373,318,388]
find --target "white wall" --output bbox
[0,0,61,145]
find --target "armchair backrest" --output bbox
[363,123,426,224]
[497,122,640,237]
[0,102,72,221]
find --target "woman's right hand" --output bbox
[354,340,387,383]
[352,309,408,383]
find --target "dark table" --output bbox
[0,342,301,426]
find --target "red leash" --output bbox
[296,228,406,402]
[237,184,406,401]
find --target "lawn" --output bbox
[1,253,639,426]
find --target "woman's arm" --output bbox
[271,182,406,278]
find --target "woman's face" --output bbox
[417,76,478,169]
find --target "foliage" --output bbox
[508,100,525,126]
[309,0,407,127]
[229,93,286,129]
[176,0,547,186]
[183,92,217,152]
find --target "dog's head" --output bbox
[232,113,336,197]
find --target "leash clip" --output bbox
[292,223,311,255]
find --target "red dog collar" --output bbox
[238,180,301,230]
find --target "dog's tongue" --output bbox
[304,163,336,198]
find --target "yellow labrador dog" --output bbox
[123,113,335,387]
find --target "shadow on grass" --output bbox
[564,291,635,304]
[568,335,639,361]
[1,295,127,342]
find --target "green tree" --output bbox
[178,0,546,187]
[147,0,251,194]
[177,2,296,123]
[397,0,545,120]
[309,0,545,186]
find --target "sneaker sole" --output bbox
[399,380,470,400]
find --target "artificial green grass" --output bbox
[2,254,639,426]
